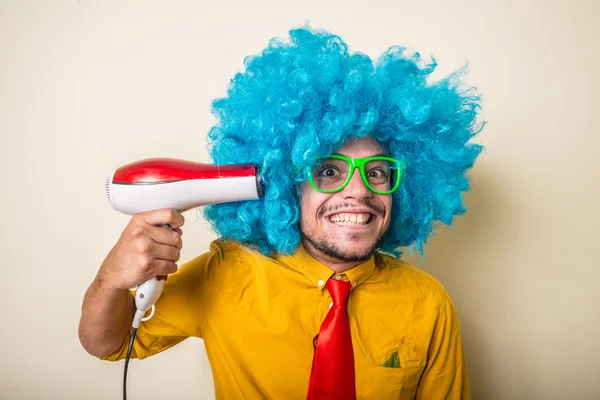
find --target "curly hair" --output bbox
[202,25,484,257]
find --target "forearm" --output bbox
[78,275,134,357]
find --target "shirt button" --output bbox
[352,282,357,288]
[317,280,324,287]
[329,302,333,309]
[334,275,342,281]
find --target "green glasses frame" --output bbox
[307,154,407,195]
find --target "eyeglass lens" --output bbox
[312,158,397,192]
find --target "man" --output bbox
[79,25,483,399]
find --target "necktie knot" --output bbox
[326,278,351,306]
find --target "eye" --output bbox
[317,166,340,178]
[367,168,387,179]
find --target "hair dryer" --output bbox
[106,158,262,328]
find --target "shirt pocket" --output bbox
[361,363,424,400]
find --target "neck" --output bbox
[301,238,367,273]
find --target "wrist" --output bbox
[93,271,128,293]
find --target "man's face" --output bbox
[299,136,393,265]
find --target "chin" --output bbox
[303,232,381,263]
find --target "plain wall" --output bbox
[1,0,598,399]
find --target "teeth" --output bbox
[329,213,371,226]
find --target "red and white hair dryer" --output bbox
[106,158,262,327]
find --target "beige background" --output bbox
[1,0,599,399]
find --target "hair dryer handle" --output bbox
[131,223,171,328]
[132,277,165,328]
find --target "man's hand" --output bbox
[98,209,185,290]
[78,209,184,357]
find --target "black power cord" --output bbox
[123,328,138,400]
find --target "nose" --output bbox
[340,167,372,200]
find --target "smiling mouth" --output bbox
[328,212,373,226]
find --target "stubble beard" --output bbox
[301,201,388,263]
[301,230,382,263]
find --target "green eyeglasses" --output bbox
[307,155,407,195]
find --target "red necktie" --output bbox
[306,279,356,400]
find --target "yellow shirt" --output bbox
[101,240,469,399]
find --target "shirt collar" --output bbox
[274,243,377,290]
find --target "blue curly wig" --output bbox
[203,25,484,257]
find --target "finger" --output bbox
[151,259,178,276]
[146,225,183,249]
[138,209,185,229]
[150,242,181,263]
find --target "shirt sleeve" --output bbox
[415,292,470,399]
[98,241,227,361]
